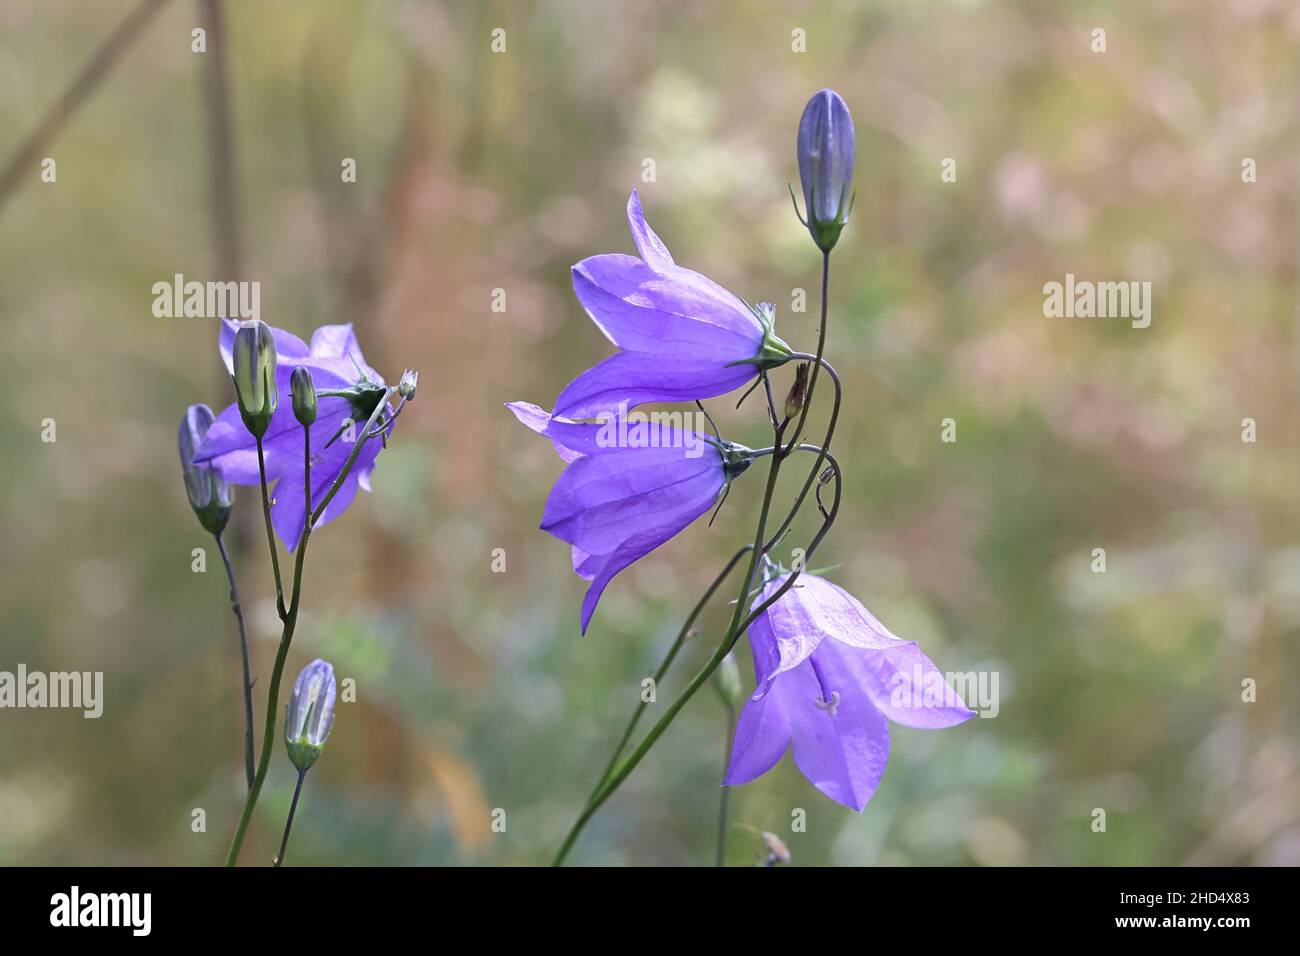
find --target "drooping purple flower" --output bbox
[194,320,393,549]
[725,572,974,811]
[507,401,752,634]
[554,190,792,419]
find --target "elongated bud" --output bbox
[178,404,233,535]
[231,319,278,438]
[784,362,810,420]
[284,659,336,772]
[290,366,317,426]
[796,89,855,252]
[713,651,744,710]
[398,368,418,400]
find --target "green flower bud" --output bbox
[290,366,317,427]
[178,404,233,535]
[284,659,336,773]
[784,362,810,420]
[713,651,744,711]
[398,368,418,400]
[231,320,278,438]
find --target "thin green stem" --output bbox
[552,429,787,866]
[214,531,255,791]
[716,704,735,867]
[550,252,842,866]
[584,544,755,807]
[225,392,392,866]
[255,436,286,620]
[273,769,306,867]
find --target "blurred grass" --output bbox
[0,0,1296,865]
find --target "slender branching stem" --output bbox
[716,703,736,867]
[214,531,255,791]
[273,769,306,867]
[225,392,392,866]
[583,544,755,807]
[255,436,286,620]
[549,251,840,866]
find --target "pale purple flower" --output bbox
[194,321,392,549]
[796,89,855,251]
[507,401,751,634]
[284,658,337,772]
[554,190,791,418]
[725,573,975,811]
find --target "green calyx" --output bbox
[726,301,794,372]
[720,440,755,481]
[317,375,388,428]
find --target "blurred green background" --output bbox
[0,0,1296,866]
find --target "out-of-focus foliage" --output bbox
[0,0,1296,866]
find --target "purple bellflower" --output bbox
[194,320,393,549]
[725,572,975,811]
[507,401,753,635]
[554,190,792,419]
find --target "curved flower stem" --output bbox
[273,769,306,867]
[716,703,735,867]
[583,544,755,807]
[782,250,830,452]
[550,254,841,866]
[765,354,841,550]
[552,423,788,866]
[255,435,286,620]
[225,392,393,867]
[214,531,255,791]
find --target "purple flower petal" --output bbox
[508,400,728,634]
[626,189,674,271]
[270,421,382,549]
[749,573,909,700]
[541,446,722,555]
[552,350,758,420]
[193,368,353,470]
[724,687,791,787]
[572,254,761,359]
[840,640,977,728]
[780,647,891,812]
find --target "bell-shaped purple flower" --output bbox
[554,190,792,419]
[725,572,974,811]
[796,89,855,252]
[507,401,751,634]
[193,321,393,549]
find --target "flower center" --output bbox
[810,656,840,717]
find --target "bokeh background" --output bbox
[0,0,1297,866]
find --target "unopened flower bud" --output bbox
[784,362,810,420]
[713,651,744,711]
[398,368,418,400]
[290,366,317,427]
[231,319,278,438]
[178,404,233,535]
[796,89,855,252]
[284,658,336,772]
